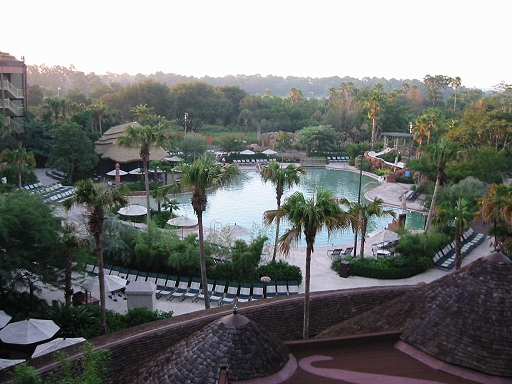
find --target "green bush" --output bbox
[106,308,173,333]
[332,232,447,279]
[257,260,302,284]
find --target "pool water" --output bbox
[138,168,425,247]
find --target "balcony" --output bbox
[0,80,24,99]
[1,99,23,116]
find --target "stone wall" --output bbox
[17,286,415,382]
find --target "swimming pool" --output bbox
[133,168,425,247]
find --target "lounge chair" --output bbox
[156,275,177,299]
[126,270,139,284]
[236,283,252,303]
[266,282,277,298]
[195,279,215,302]
[84,263,95,275]
[288,280,299,295]
[182,277,201,302]
[251,282,264,300]
[154,274,168,289]
[221,282,239,306]
[209,280,226,305]
[145,272,158,285]
[168,277,190,301]
[327,248,343,260]
[276,281,288,296]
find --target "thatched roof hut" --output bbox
[94,122,170,164]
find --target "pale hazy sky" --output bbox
[3,0,509,89]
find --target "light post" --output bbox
[183,112,188,137]
[407,121,413,161]
[352,151,364,257]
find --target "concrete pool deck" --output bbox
[34,167,493,318]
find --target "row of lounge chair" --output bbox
[45,169,68,181]
[22,182,76,203]
[327,156,350,162]
[433,228,486,270]
[232,159,275,165]
[84,264,299,305]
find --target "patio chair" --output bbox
[154,274,168,289]
[209,280,226,305]
[236,283,252,303]
[145,272,158,285]
[195,279,215,302]
[342,247,354,256]
[156,275,177,299]
[327,248,343,260]
[109,266,121,275]
[276,281,288,296]
[126,270,139,283]
[221,282,240,306]
[288,280,299,295]
[266,282,277,298]
[137,271,148,282]
[251,282,264,300]
[182,277,201,302]
[168,277,190,301]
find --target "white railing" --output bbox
[1,99,23,116]
[0,80,24,99]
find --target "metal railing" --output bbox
[0,80,24,99]
[1,98,23,116]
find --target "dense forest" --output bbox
[28,64,458,99]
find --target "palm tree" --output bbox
[340,198,396,257]
[178,155,239,309]
[0,147,36,188]
[260,162,306,260]
[117,122,171,222]
[263,189,350,339]
[432,198,474,269]
[424,139,460,231]
[451,76,462,111]
[363,89,385,150]
[59,222,88,304]
[62,180,129,333]
[475,183,512,251]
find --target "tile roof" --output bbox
[125,309,291,383]
[317,253,512,377]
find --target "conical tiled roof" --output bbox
[317,253,512,377]
[126,309,292,383]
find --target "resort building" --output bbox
[0,52,27,136]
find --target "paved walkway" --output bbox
[34,168,494,317]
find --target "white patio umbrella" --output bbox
[262,149,277,155]
[106,169,128,176]
[82,275,127,293]
[32,337,86,358]
[0,319,59,345]
[240,149,255,155]
[118,205,147,217]
[0,358,25,370]
[367,229,399,243]
[164,155,184,162]
[226,223,251,237]
[0,310,12,328]
[129,168,145,175]
[167,216,198,239]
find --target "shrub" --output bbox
[106,308,173,333]
[257,260,302,284]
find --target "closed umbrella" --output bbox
[32,337,86,358]
[0,310,12,328]
[0,319,60,345]
[118,205,147,217]
[0,358,25,370]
